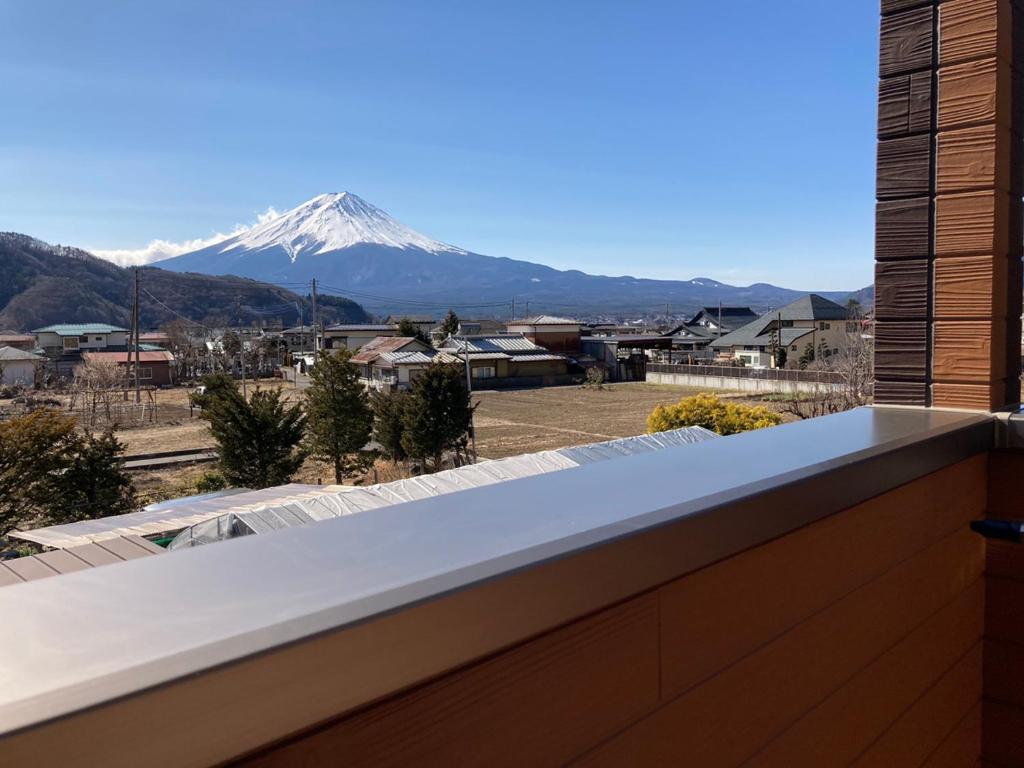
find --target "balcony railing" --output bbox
[0,407,1002,767]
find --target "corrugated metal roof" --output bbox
[10,484,325,549]
[0,347,43,361]
[509,354,568,362]
[0,535,163,589]
[438,334,544,354]
[436,351,511,363]
[509,316,580,326]
[32,324,128,336]
[377,351,436,365]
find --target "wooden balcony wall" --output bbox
[984,450,1024,767]
[240,456,989,768]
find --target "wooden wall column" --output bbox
[875,0,1024,410]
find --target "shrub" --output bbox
[647,393,782,436]
[194,471,227,493]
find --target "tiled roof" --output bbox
[32,324,128,336]
[710,295,848,349]
[326,324,394,332]
[509,354,568,362]
[351,337,429,363]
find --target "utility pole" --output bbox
[133,268,141,403]
[717,301,722,340]
[524,300,530,318]
[311,278,319,365]
[463,337,477,463]
[240,344,247,399]
[511,297,515,322]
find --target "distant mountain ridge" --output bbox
[158,192,872,316]
[0,233,369,332]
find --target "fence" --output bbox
[646,364,844,384]
[646,363,845,394]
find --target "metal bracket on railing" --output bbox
[970,519,1024,543]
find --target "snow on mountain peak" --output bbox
[219,192,466,259]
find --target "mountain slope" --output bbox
[159,193,869,316]
[0,233,369,331]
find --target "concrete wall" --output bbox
[647,370,843,395]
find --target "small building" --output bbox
[351,337,436,391]
[505,316,582,353]
[81,350,176,386]
[686,307,759,335]
[138,332,171,348]
[0,346,43,387]
[0,333,36,351]
[322,324,396,352]
[385,315,436,336]
[436,334,570,385]
[32,323,129,355]
[709,294,851,367]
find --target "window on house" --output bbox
[79,335,89,343]
[791,345,798,351]
[139,367,153,380]
[63,337,79,349]
[819,322,830,331]
[781,320,794,328]
[472,366,496,379]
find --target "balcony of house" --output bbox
[2,405,1023,767]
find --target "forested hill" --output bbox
[0,233,369,331]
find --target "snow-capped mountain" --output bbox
[218,192,467,261]
[159,192,868,315]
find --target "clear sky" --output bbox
[0,1,879,290]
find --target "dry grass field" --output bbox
[100,381,791,498]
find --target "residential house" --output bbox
[505,316,582,353]
[709,294,851,367]
[351,337,436,391]
[81,350,176,386]
[138,332,171,348]
[322,324,396,352]
[0,346,42,387]
[685,306,759,335]
[436,334,570,384]
[33,324,129,356]
[384,315,436,336]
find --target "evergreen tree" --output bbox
[45,429,137,525]
[395,318,431,345]
[305,350,373,482]
[371,389,410,464]
[439,309,460,339]
[207,387,306,489]
[192,372,238,411]
[798,343,816,369]
[401,363,473,473]
[0,409,79,536]
[775,346,788,369]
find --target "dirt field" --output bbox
[106,381,792,497]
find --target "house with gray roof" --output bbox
[709,295,851,367]
[0,346,43,387]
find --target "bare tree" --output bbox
[780,330,873,420]
[70,358,124,425]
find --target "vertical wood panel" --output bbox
[240,594,660,768]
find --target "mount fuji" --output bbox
[158,192,868,316]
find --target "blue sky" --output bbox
[0,1,878,290]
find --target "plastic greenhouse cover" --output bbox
[167,426,718,550]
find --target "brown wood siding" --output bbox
[239,457,986,768]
